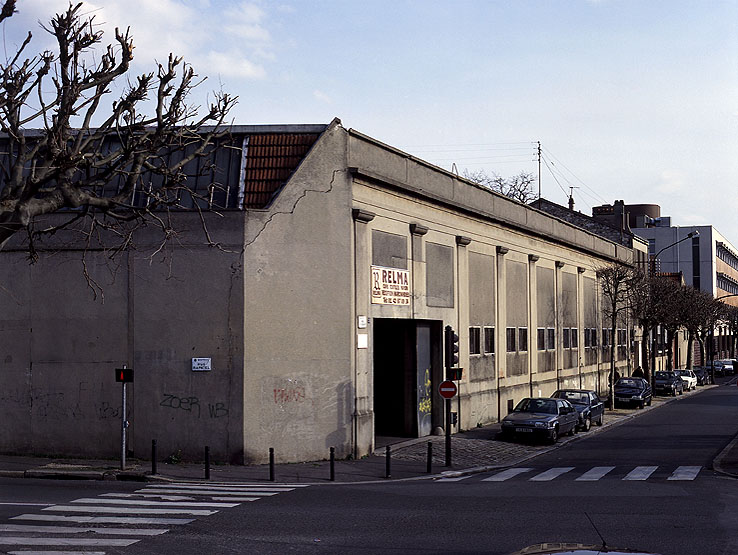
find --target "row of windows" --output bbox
[470,326,629,354]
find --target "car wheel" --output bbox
[679,388,683,395]
[638,400,644,409]
[549,427,559,444]
[647,397,652,406]
[582,416,591,432]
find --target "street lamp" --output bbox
[650,229,699,276]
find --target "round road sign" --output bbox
[438,380,458,399]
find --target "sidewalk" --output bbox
[1,385,736,484]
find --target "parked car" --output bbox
[654,370,684,396]
[712,361,725,377]
[500,397,579,444]
[551,389,604,431]
[674,369,697,390]
[613,377,652,409]
[718,359,735,375]
[693,366,712,386]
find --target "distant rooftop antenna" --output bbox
[451,163,459,176]
[568,186,579,211]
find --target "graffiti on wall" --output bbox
[159,393,229,419]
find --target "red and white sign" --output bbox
[438,380,458,399]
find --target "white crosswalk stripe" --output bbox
[575,466,616,481]
[668,465,702,480]
[529,467,575,481]
[623,466,659,481]
[446,465,704,483]
[2,481,306,553]
[482,468,534,481]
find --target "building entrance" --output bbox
[373,319,442,438]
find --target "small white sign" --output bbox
[357,333,368,349]
[192,358,212,372]
[358,315,368,329]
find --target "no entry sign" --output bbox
[438,380,458,399]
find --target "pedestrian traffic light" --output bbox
[445,325,459,369]
[115,367,134,383]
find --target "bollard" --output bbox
[426,441,432,474]
[269,447,275,482]
[151,439,157,476]
[204,446,210,480]
[329,447,335,481]
[385,445,391,479]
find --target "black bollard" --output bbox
[385,445,391,479]
[151,439,157,475]
[330,447,335,481]
[204,446,210,480]
[269,447,275,482]
[426,441,432,474]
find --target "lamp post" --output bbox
[647,230,699,384]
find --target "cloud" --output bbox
[9,0,275,81]
[313,90,332,104]
[654,171,687,195]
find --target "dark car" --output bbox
[693,366,712,386]
[711,361,725,377]
[500,397,579,444]
[551,389,604,431]
[654,371,684,396]
[613,377,652,409]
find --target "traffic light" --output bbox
[450,411,458,425]
[445,325,459,369]
[115,367,134,383]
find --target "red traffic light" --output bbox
[115,368,134,383]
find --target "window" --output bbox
[506,328,517,352]
[563,328,571,349]
[546,328,555,350]
[537,328,546,351]
[584,328,591,348]
[591,329,598,347]
[571,328,578,348]
[469,327,481,355]
[518,328,528,352]
[484,327,495,354]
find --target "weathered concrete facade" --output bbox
[0,119,634,464]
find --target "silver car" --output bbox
[500,397,579,444]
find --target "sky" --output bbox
[4,1,738,242]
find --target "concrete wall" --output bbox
[347,130,630,440]
[242,123,355,464]
[0,212,245,462]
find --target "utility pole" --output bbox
[537,141,542,210]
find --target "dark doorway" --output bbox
[373,318,442,438]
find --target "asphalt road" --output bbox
[1,383,737,555]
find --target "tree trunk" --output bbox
[686,331,694,369]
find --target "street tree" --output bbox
[0,2,237,260]
[598,263,643,409]
[464,169,538,204]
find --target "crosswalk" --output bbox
[1,481,306,553]
[437,465,704,483]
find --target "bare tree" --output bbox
[0,3,237,259]
[464,169,538,204]
[598,263,643,409]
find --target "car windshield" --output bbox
[554,391,586,404]
[616,378,639,387]
[655,371,675,379]
[515,398,557,414]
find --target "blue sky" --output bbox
[6,1,738,241]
